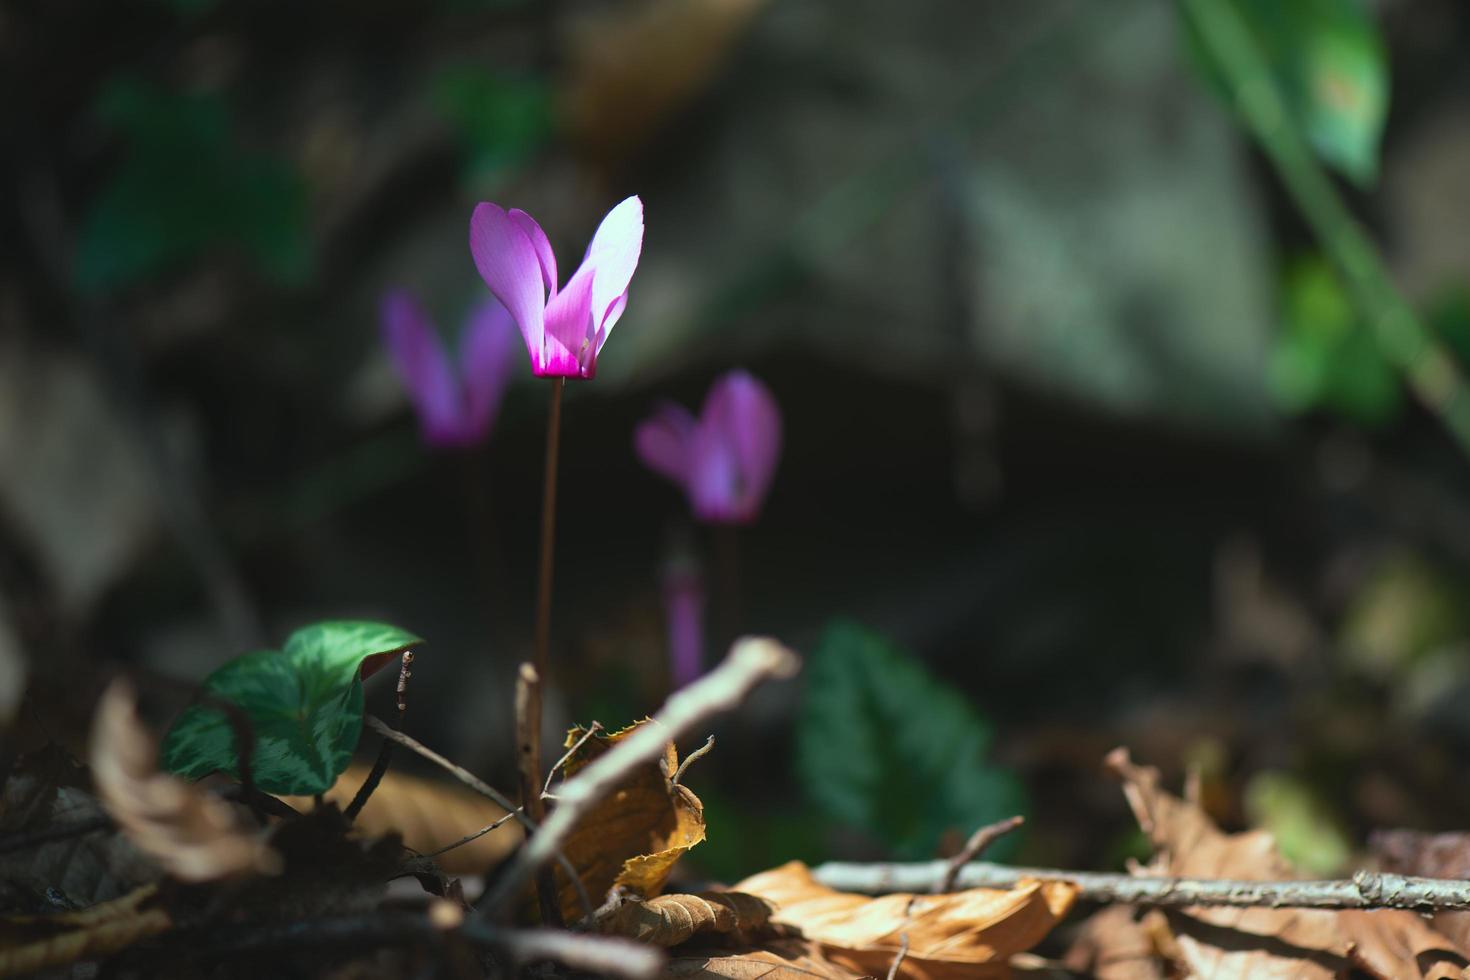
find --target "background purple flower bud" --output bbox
[662,550,706,689]
[635,370,782,524]
[469,196,643,379]
[380,289,519,448]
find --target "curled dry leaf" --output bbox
[733,861,1076,980]
[597,891,774,947]
[665,936,866,980]
[283,762,522,874]
[1062,905,1169,980]
[553,720,706,923]
[1107,747,1470,980]
[0,883,170,979]
[89,680,280,882]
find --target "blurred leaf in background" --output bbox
[77,77,311,293]
[1243,769,1352,876]
[430,66,552,187]
[1268,255,1401,426]
[1184,0,1388,185]
[796,620,1025,861]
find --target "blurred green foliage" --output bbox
[430,67,552,186]
[1268,256,1401,426]
[796,620,1025,861]
[77,77,311,293]
[1244,770,1351,876]
[1340,550,1470,679]
[1185,0,1387,185]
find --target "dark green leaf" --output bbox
[1186,0,1388,185]
[76,77,311,293]
[795,620,1025,860]
[160,621,421,796]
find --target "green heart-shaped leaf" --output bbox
[160,621,421,795]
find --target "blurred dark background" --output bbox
[7,0,1470,880]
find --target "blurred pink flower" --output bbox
[380,289,519,448]
[662,552,706,689]
[635,370,783,524]
[469,196,643,379]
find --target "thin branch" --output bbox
[885,933,909,980]
[814,861,1470,911]
[346,650,414,822]
[423,809,522,860]
[198,695,259,817]
[161,910,662,979]
[936,815,1024,893]
[363,714,594,921]
[544,721,603,797]
[671,735,714,786]
[479,637,800,915]
[515,663,561,927]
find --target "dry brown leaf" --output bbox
[283,763,522,874]
[1062,906,1168,980]
[89,680,280,882]
[733,861,1075,980]
[0,882,171,978]
[1373,829,1470,953]
[0,744,158,905]
[1108,747,1470,980]
[599,891,775,946]
[664,936,865,980]
[554,720,706,922]
[562,0,771,162]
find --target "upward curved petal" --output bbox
[509,208,558,298]
[540,263,597,377]
[635,402,699,488]
[578,196,644,334]
[701,370,782,521]
[380,290,467,446]
[469,203,546,357]
[458,296,520,440]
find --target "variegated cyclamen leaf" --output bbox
[159,621,421,796]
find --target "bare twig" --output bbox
[198,695,258,811]
[346,650,414,822]
[885,932,909,980]
[363,714,593,921]
[936,815,1024,893]
[544,721,603,797]
[423,809,522,860]
[671,735,714,786]
[479,637,800,915]
[515,663,561,927]
[814,861,1470,911]
[162,910,661,979]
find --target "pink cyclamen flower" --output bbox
[635,370,782,524]
[469,196,644,379]
[380,289,519,448]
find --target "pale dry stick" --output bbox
[671,735,715,786]
[935,815,1025,894]
[515,664,561,926]
[362,714,594,921]
[480,637,801,916]
[543,720,604,798]
[814,861,1470,912]
[422,808,522,861]
[885,933,910,980]
[346,650,415,822]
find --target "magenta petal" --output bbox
[578,196,644,334]
[635,402,698,487]
[540,263,596,377]
[458,296,520,439]
[469,203,546,358]
[509,208,558,299]
[380,290,468,446]
[698,371,782,522]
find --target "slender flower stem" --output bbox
[534,378,565,685]
[713,523,741,652]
